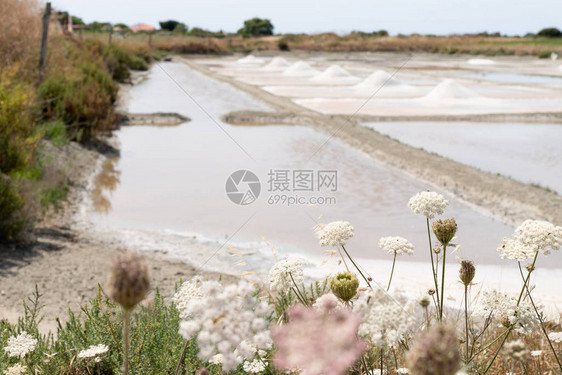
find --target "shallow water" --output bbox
[92,62,531,270]
[363,121,562,194]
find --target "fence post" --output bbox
[38,2,51,82]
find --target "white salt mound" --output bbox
[467,58,495,65]
[424,79,479,99]
[262,57,290,71]
[354,70,402,91]
[282,61,320,77]
[311,65,353,81]
[237,55,264,64]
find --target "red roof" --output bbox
[130,23,155,32]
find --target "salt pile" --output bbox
[424,79,479,99]
[467,58,495,65]
[310,65,354,81]
[237,55,264,64]
[354,70,403,91]
[282,61,320,77]
[262,57,290,71]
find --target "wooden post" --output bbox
[38,2,51,82]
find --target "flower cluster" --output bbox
[406,323,460,375]
[177,280,271,371]
[271,304,365,375]
[243,359,266,374]
[172,276,204,319]
[107,253,150,310]
[316,221,354,247]
[4,331,37,359]
[548,332,562,343]
[354,290,419,347]
[503,339,530,361]
[475,290,538,333]
[77,344,109,362]
[497,220,562,261]
[378,236,414,256]
[268,257,305,293]
[312,293,345,313]
[4,364,26,375]
[407,192,448,219]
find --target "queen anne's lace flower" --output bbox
[503,340,530,361]
[378,236,414,256]
[243,359,266,374]
[397,368,410,374]
[3,364,26,375]
[268,258,305,293]
[177,280,271,371]
[475,290,538,333]
[77,344,109,362]
[354,291,419,347]
[497,220,562,261]
[4,331,37,359]
[408,192,448,219]
[173,276,204,319]
[531,350,543,357]
[316,221,354,247]
[548,332,562,343]
[271,303,365,375]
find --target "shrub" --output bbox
[237,18,274,37]
[537,27,562,38]
[0,174,26,241]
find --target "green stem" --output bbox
[174,340,190,375]
[426,218,440,308]
[439,245,448,320]
[123,309,131,375]
[482,252,539,374]
[464,284,469,362]
[341,244,372,289]
[289,273,309,306]
[380,346,384,373]
[387,252,397,291]
[518,262,562,372]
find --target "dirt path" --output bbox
[179,56,562,227]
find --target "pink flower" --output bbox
[271,304,366,375]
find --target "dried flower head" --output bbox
[107,253,150,310]
[459,260,475,286]
[407,323,461,375]
[77,344,109,361]
[428,289,435,296]
[418,296,430,308]
[408,192,449,219]
[269,257,305,293]
[272,304,365,375]
[316,221,354,247]
[330,272,359,302]
[432,218,457,247]
[503,339,530,361]
[3,364,26,375]
[4,331,37,359]
[379,236,414,256]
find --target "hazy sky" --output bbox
[50,0,561,36]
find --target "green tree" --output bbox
[237,18,274,37]
[159,20,181,31]
[173,23,188,34]
[537,27,562,38]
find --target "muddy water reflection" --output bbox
[91,63,527,267]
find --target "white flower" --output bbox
[378,236,414,256]
[496,238,535,261]
[513,220,562,255]
[172,276,204,319]
[531,350,543,357]
[177,280,272,371]
[209,353,223,364]
[3,364,26,375]
[243,359,266,373]
[408,191,448,219]
[316,221,354,247]
[497,220,562,261]
[503,339,529,361]
[4,331,37,359]
[354,290,419,347]
[77,344,109,360]
[475,290,538,334]
[548,332,562,343]
[269,258,305,293]
[397,368,409,374]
